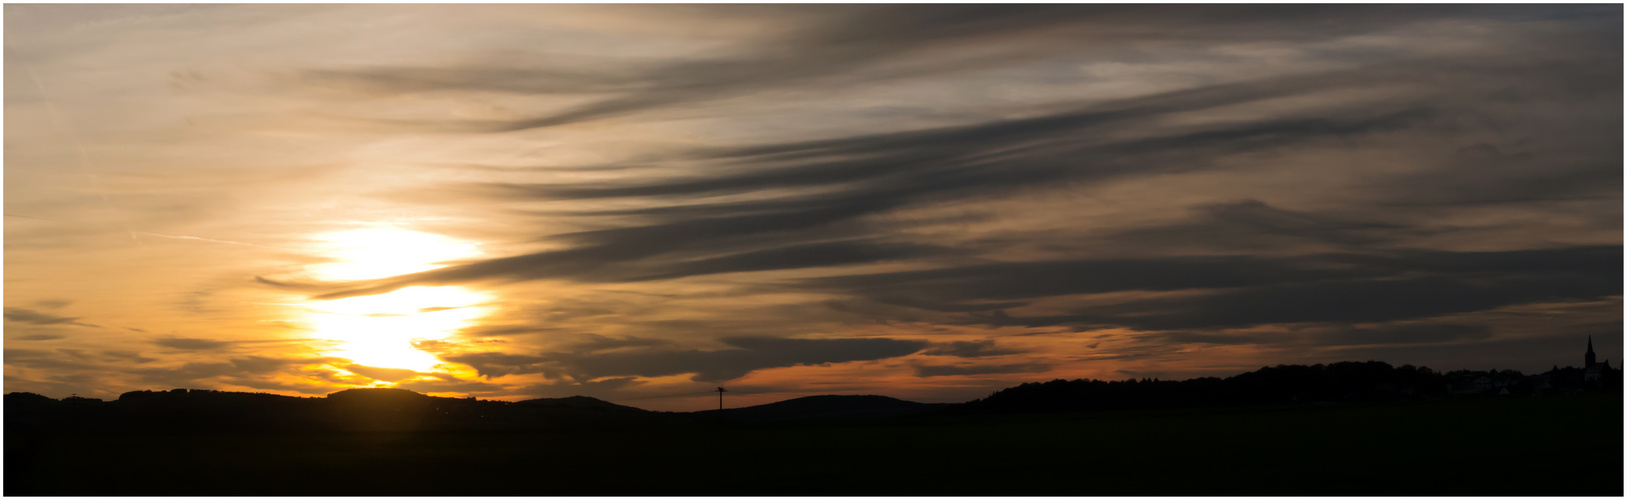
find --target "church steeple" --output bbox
[1585,335,1597,368]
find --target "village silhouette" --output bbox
[5,337,1622,496]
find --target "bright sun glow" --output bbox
[310,228,483,281]
[301,228,491,373]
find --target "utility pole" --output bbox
[716,386,726,420]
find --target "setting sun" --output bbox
[300,229,491,373]
[310,228,483,281]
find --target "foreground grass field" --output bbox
[7,393,1621,495]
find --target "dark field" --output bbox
[7,394,1621,496]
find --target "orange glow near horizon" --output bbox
[300,228,492,373]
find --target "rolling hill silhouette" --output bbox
[6,360,1620,433]
[6,387,660,433]
[695,394,950,422]
[5,359,1622,496]
[512,394,649,413]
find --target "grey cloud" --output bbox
[13,333,67,341]
[3,307,97,327]
[136,4,1613,384]
[1317,324,1495,346]
[34,299,72,309]
[324,61,1611,304]
[306,5,1533,131]
[492,102,1436,203]
[806,253,1390,307]
[3,348,101,372]
[1152,323,1493,347]
[914,362,1052,377]
[455,325,572,338]
[820,245,1620,328]
[922,340,1024,358]
[539,336,928,383]
[443,352,551,379]
[565,334,675,353]
[1097,200,1439,252]
[1378,144,1623,208]
[309,104,1441,300]
[100,350,158,364]
[130,355,334,388]
[627,241,956,282]
[46,349,160,365]
[55,348,93,360]
[1151,331,1292,346]
[231,355,333,374]
[995,265,1617,332]
[301,42,1613,302]
[152,337,232,351]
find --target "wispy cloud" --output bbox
[3,307,98,328]
[4,4,1619,407]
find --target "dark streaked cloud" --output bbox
[4,307,98,327]
[564,334,675,353]
[1377,144,1624,208]
[230,355,324,374]
[6,4,1620,406]
[1093,199,1441,253]
[922,340,1024,358]
[544,336,928,382]
[451,336,929,383]
[443,352,551,379]
[914,362,1052,377]
[152,337,232,351]
[304,5,1555,132]
[1315,324,1494,346]
[100,350,159,364]
[820,245,1620,327]
[990,271,1614,332]
[13,333,67,341]
[311,54,1615,302]
[304,65,1469,300]
[1152,323,1493,347]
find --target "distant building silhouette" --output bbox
[1583,335,1613,387]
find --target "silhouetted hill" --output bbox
[7,360,1617,434]
[514,395,648,413]
[7,360,1621,496]
[4,387,664,434]
[695,394,949,422]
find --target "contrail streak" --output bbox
[20,57,145,248]
[6,213,282,250]
[136,231,284,250]
[4,213,62,221]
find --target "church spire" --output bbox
[1585,335,1597,368]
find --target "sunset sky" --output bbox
[5,4,1621,411]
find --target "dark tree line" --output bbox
[962,361,1616,414]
